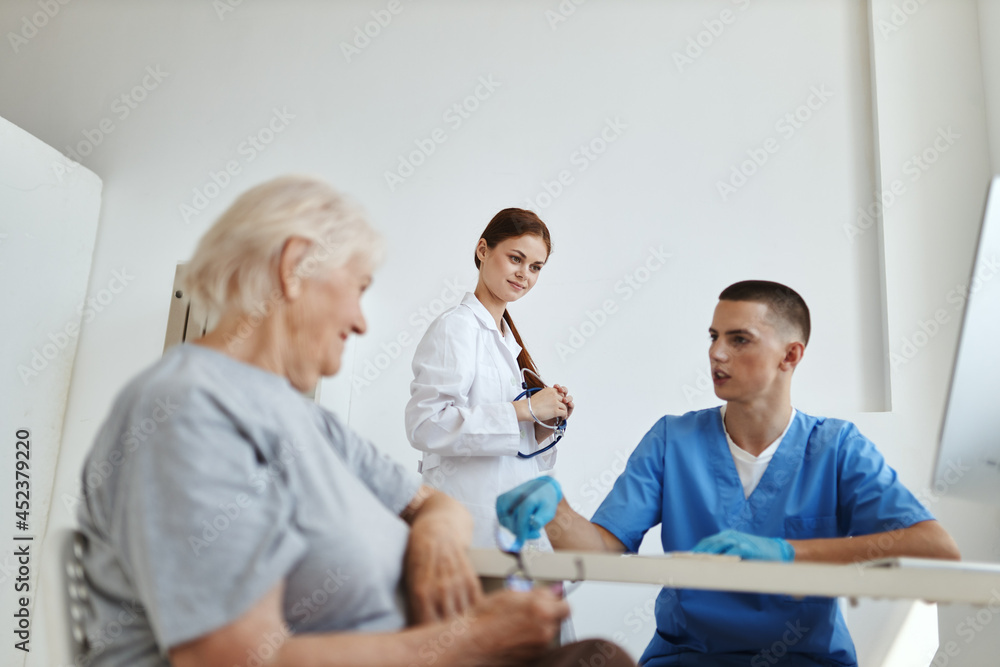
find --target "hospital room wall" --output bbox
[0,1,998,665]
[857,0,1000,664]
[920,2,1000,663]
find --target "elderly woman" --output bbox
[76,175,635,667]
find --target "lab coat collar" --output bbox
[460,292,523,366]
[461,292,501,332]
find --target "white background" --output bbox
[2,0,1000,665]
[0,117,102,666]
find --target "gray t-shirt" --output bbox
[76,344,421,666]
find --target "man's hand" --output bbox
[402,488,483,624]
[693,529,795,561]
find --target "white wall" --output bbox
[2,0,1000,665]
[981,0,1000,172]
[923,2,1000,664]
[0,116,102,667]
[863,0,1000,665]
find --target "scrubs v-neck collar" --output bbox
[710,406,809,532]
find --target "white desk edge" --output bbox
[469,549,1000,606]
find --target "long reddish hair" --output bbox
[475,208,552,390]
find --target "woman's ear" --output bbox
[278,237,311,300]
[476,239,489,263]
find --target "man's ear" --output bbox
[780,341,805,372]
[278,237,312,300]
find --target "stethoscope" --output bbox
[514,368,568,459]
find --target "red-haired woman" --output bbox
[406,209,574,548]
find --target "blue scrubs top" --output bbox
[591,408,934,667]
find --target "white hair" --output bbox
[182,175,383,317]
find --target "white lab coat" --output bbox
[406,292,557,549]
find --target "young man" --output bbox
[496,280,960,666]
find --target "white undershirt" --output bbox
[720,405,797,498]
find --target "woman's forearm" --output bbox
[273,621,486,667]
[403,488,483,623]
[513,398,532,422]
[170,585,483,667]
[275,587,571,667]
[407,488,475,541]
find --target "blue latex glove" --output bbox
[692,529,795,561]
[496,476,563,548]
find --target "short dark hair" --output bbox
[718,280,811,345]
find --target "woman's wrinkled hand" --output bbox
[405,508,483,624]
[467,588,570,661]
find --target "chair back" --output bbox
[63,529,95,661]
